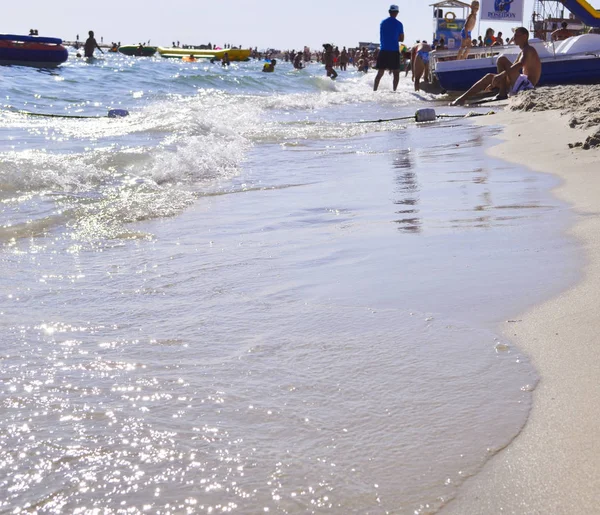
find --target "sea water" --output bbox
[0,54,579,513]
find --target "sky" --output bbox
[4,0,592,50]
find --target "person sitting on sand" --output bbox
[84,30,103,58]
[262,59,276,72]
[457,1,479,60]
[451,27,541,106]
[552,22,572,41]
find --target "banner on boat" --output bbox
[479,0,524,22]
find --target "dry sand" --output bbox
[442,88,600,514]
[509,84,600,149]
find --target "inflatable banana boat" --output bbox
[157,47,251,61]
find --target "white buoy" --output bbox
[415,108,437,122]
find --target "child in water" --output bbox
[262,59,276,72]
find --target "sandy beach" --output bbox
[444,86,600,514]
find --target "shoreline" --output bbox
[443,100,600,512]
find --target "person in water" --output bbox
[293,53,303,69]
[339,47,349,71]
[262,59,276,72]
[457,1,479,60]
[403,47,412,76]
[373,4,405,91]
[413,41,432,91]
[323,44,338,79]
[84,30,103,58]
[222,52,230,66]
[451,27,541,105]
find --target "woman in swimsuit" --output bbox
[413,42,432,91]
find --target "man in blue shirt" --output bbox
[374,4,405,91]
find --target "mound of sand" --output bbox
[509,85,600,149]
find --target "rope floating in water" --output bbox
[5,108,129,119]
[358,108,495,124]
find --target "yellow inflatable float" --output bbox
[158,48,251,61]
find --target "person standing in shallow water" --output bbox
[323,44,338,79]
[84,31,103,58]
[374,4,405,91]
[339,47,348,71]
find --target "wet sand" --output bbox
[443,93,600,513]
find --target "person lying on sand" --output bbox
[451,27,541,106]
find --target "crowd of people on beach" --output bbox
[254,1,541,95]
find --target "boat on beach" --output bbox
[118,45,157,57]
[0,34,68,67]
[157,47,251,61]
[430,0,600,92]
[432,34,600,91]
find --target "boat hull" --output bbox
[0,38,68,67]
[436,57,600,91]
[118,45,157,57]
[539,56,600,85]
[434,35,600,91]
[157,47,251,61]
[436,64,498,91]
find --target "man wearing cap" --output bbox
[374,4,405,91]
